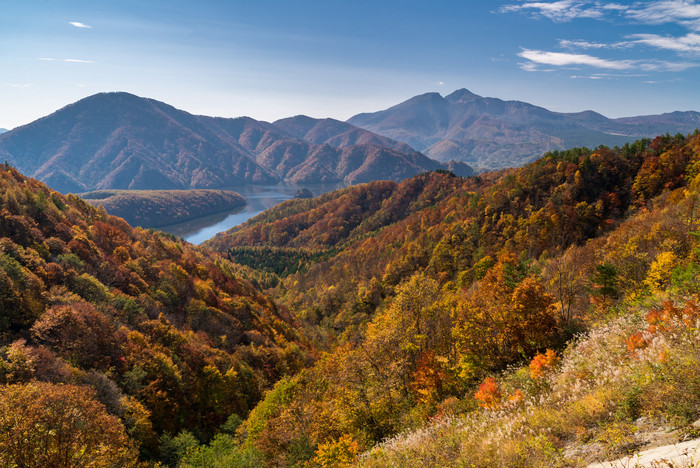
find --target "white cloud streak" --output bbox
[502,0,700,28]
[519,61,541,72]
[628,32,700,52]
[64,59,93,63]
[500,1,617,22]
[69,21,92,28]
[626,1,700,27]
[559,39,611,49]
[519,48,699,71]
[518,49,636,69]
[639,60,698,71]
[505,1,700,76]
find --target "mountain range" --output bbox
[0,93,472,193]
[348,88,700,170]
[3,89,697,193]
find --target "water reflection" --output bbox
[156,207,246,238]
[157,182,344,245]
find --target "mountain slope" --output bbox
[273,115,415,152]
[203,114,473,184]
[0,163,311,457]
[349,88,700,170]
[0,93,278,192]
[0,93,473,193]
[199,133,700,466]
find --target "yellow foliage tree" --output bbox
[644,251,677,290]
[313,434,361,467]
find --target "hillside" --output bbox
[0,93,472,193]
[349,88,700,170]
[80,189,245,228]
[195,132,700,466]
[0,93,278,192]
[0,164,311,464]
[4,132,700,467]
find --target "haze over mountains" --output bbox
[349,88,700,170]
[0,93,472,193]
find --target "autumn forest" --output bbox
[2,131,700,467]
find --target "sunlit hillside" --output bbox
[195,132,700,467]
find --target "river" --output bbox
[156,182,345,245]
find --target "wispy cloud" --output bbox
[518,49,636,69]
[628,32,700,52]
[39,57,94,63]
[638,59,698,71]
[570,74,606,79]
[519,48,698,71]
[69,21,92,29]
[626,1,700,28]
[500,1,617,22]
[502,0,700,28]
[602,3,629,11]
[4,83,33,88]
[505,1,700,76]
[559,39,612,49]
[519,61,541,72]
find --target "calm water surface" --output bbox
[157,183,344,244]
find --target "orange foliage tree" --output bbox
[0,382,138,467]
[474,377,501,409]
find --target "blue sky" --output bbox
[2,0,700,130]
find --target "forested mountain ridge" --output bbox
[80,189,246,228]
[204,170,478,253]
[0,164,312,465]
[196,132,700,466]
[348,88,700,170]
[0,92,473,193]
[211,133,693,323]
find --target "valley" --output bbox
[164,182,345,244]
[1,93,700,468]
[6,1,700,466]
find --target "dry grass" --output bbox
[358,295,700,468]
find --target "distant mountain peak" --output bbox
[405,92,444,104]
[72,91,145,106]
[348,88,700,171]
[445,88,480,103]
[565,110,608,119]
[276,114,317,125]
